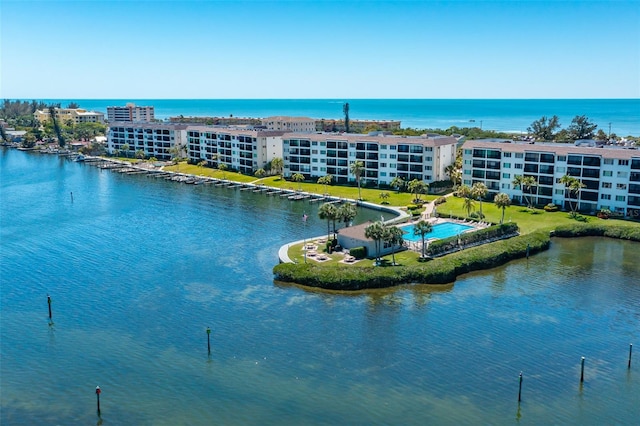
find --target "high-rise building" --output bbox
[107,103,155,123]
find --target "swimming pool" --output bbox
[400,221,474,242]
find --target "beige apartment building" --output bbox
[34,108,105,125]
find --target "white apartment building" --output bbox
[186,127,285,174]
[107,103,155,123]
[282,133,458,186]
[107,123,188,160]
[462,139,640,217]
[261,116,316,133]
[35,108,105,125]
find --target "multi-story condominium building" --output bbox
[186,126,286,174]
[169,116,262,126]
[34,108,105,125]
[282,133,457,186]
[316,119,402,132]
[107,122,188,160]
[261,116,316,132]
[107,103,155,123]
[462,139,640,217]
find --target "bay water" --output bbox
[32,98,640,136]
[1,149,639,425]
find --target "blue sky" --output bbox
[2,0,639,99]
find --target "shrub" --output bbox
[349,246,367,259]
[407,204,419,210]
[544,203,559,212]
[434,197,447,205]
[553,223,640,241]
[469,211,485,219]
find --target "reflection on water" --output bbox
[1,149,639,425]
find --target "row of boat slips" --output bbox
[88,157,339,202]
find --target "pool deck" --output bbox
[402,217,490,252]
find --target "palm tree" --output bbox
[318,202,338,241]
[337,203,357,231]
[512,175,538,208]
[493,192,511,224]
[349,160,364,200]
[384,226,404,266]
[413,220,433,259]
[463,196,476,218]
[218,163,228,179]
[559,174,585,216]
[317,174,333,194]
[254,168,266,179]
[390,176,405,193]
[408,179,429,203]
[379,191,390,204]
[135,149,145,159]
[122,143,130,158]
[471,182,488,218]
[291,173,305,191]
[364,221,386,264]
[445,164,462,186]
[270,157,284,179]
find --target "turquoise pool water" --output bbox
[401,221,474,242]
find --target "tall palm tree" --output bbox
[270,157,284,179]
[218,163,228,179]
[512,175,538,208]
[291,173,305,191]
[364,221,386,264]
[493,192,511,224]
[408,179,429,203]
[413,220,433,259]
[385,226,404,266]
[317,174,333,194]
[463,196,476,218]
[559,174,585,216]
[337,203,357,231]
[471,182,488,218]
[390,176,405,193]
[349,160,364,200]
[318,202,338,241]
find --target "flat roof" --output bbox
[463,139,640,160]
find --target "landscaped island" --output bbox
[273,223,640,291]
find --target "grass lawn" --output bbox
[288,241,425,267]
[252,175,436,206]
[164,162,257,182]
[437,196,636,235]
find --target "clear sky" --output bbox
[2,0,639,99]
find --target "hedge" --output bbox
[553,223,640,241]
[427,223,519,257]
[273,231,550,291]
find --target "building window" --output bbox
[616,195,626,202]
[381,145,388,150]
[619,160,629,166]
[380,172,387,177]
[603,170,613,177]
[515,153,524,158]
[425,166,432,170]
[380,163,387,167]
[464,170,471,175]
[464,179,472,185]
[503,152,511,158]
[502,173,510,179]
[604,158,614,165]
[380,154,387,159]
[601,194,611,200]
[617,183,627,190]
[557,155,567,161]
[618,171,628,178]
[501,183,510,189]
[390,154,396,159]
[602,182,612,188]
[557,166,566,173]
[503,163,511,168]
[464,149,472,155]
[555,189,564,195]
[312,150,318,154]
[514,164,523,169]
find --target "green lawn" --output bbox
[163,162,257,182]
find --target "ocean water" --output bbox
[32,98,640,136]
[1,149,639,425]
